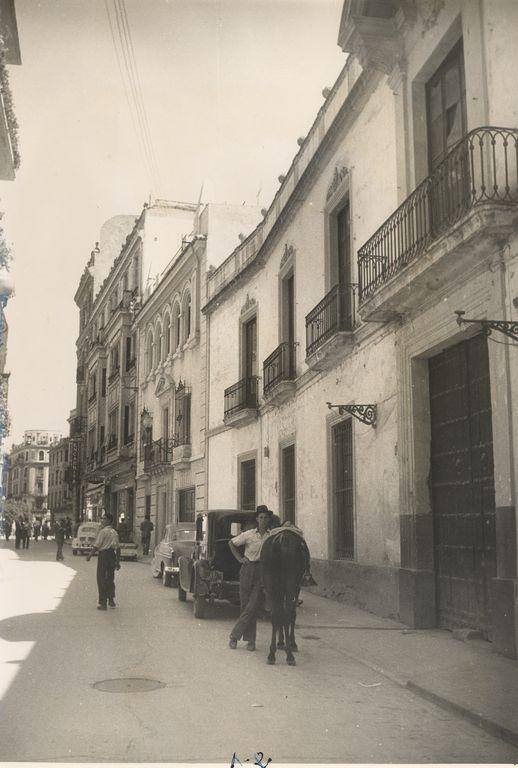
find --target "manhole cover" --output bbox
[93,677,166,693]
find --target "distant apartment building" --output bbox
[48,437,73,522]
[6,430,62,515]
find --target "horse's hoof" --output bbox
[277,641,285,649]
[267,657,275,665]
[287,657,296,666]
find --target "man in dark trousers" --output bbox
[227,505,272,652]
[86,514,120,610]
[14,517,23,549]
[55,519,65,561]
[140,513,154,555]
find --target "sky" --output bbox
[0,0,345,445]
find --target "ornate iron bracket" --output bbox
[455,311,518,342]
[326,402,377,427]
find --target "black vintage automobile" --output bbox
[177,509,256,618]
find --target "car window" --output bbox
[173,530,195,541]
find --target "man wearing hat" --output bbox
[86,513,121,610]
[228,504,272,651]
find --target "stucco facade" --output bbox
[204,0,518,657]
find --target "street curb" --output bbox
[406,680,518,749]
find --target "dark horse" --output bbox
[261,526,312,666]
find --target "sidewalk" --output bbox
[296,589,518,750]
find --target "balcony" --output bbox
[98,445,106,464]
[125,357,136,372]
[263,342,296,405]
[120,434,134,459]
[143,438,171,474]
[88,391,97,405]
[305,284,355,371]
[223,376,259,427]
[107,434,118,453]
[358,127,518,321]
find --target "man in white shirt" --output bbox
[228,505,272,651]
[86,513,121,610]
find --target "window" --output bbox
[281,444,296,523]
[110,343,120,377]
[240,458,256,511]
[183,291,192,342]
[426,39,466,172]
[145,494,151,518]
[108,409,118,449]
[174,383,191,445]
[146,331,154,374]
[332,419,354,559]
[123,402,135,444]
[65,449,68,463]
[125,336,133,371]
[38,451,44,461]
[162,407,169,443]
[163,313,171,357]
[155,322,163,365]
[178,488,195,523]
[172,303,181,351]
[242,316,257,379]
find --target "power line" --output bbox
[117,0,163,192]
[104,0,162,195]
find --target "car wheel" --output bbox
[162,569,172,587]
[178,583,187,602]
[193,594,208,619]
[72,549,77,556]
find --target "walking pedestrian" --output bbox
[14,517,22,549]
[228,505,272,652]
[140,513,154,556]
[86,514,120,610]
[21,519,31,549]
[55,519,65,561]
[64,516,72,540]
[42,519,49,540]
[33,518,41,541]
[3,518,12,541]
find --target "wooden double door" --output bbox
[429,334,496,636]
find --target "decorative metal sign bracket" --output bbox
[327,402,377,427]
[455,311,518,343]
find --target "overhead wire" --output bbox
[116,0,163,193]
[104,0,162,195]
[104,0,153,188]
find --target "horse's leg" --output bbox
[285,593,297,665]
[291,584,300,652]
[277,625,285,649]
[267,619,276,665]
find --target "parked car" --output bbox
[72,522,101,555]
[177,509,256,618]
[152,524,196,586]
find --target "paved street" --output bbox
[0,540,516,763]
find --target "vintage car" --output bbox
[151,524,196,586]
[177,509,256,618]
[72,522,101,555]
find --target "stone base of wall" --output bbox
[491,577,518,659]
[398,568,436,628]
[308,558,399,620]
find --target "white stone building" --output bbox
[204,0,518,658]
[134,202,261,549]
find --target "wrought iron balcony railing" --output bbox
[224,376,259,419]
[358,127,518,303]
[107,434,118,452]
[263,342,296,397]
[88,391,97,404]
[143,438,170,472]
[108,366,120,383]
[125,357,136,372]
[305,283,355,357]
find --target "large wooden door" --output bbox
[429,334,496,636]
[281,444,296,524]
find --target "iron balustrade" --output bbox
[263,342,296,396]
[305,283,355,357]
[224,376,259,418]
[143,438,171,471]
[358,127,518,302]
